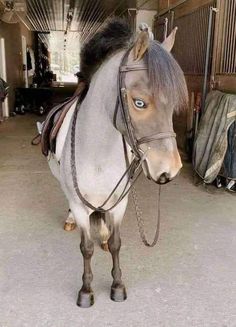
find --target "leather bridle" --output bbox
[114,48,176,160]
[70,48,176,212]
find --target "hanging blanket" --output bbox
[193,90,236,183]
[221,121,236,180]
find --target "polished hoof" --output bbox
[64,222,76,232]
[110,286,127,302]
[77,290,94,308]
[101,242,109,252]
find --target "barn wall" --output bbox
[158,0,182,12]
[155,0,236,155]
[212,0,236,94]
[0,21,34,114]
[158,0,213,15]
[136,10,156,31]
[155,0,215,154]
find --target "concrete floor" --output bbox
[0,114,236,327]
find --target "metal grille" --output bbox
[218,0,236,74]
[172,3,215,75]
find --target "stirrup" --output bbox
[226,180,236,192]
[37,121,44,135]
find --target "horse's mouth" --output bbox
[146,174,171,185]
[155,177,171,185]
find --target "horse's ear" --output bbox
[162,27,178,52]
[132,30,150,61]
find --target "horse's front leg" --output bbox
[108,225,127,302]
[77,229,94,308]
[108,202,128,302]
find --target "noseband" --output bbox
[70,48,176,213]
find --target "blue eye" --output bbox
[133,99,147,110]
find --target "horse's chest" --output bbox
[95,165,103,174]
[61,148,126,190]
[59,118,127,204]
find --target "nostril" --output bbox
[164,173,171,180]
[157,172,171,184]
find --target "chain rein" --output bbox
[131,185,161,247]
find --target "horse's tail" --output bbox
[90,211,110,250]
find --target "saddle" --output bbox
[41,80,87,156]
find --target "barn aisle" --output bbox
[0,115,235,327]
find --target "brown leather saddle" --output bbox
[41,81,87,156]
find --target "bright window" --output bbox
[49,31,80,83]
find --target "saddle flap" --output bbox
[41,81,87,156]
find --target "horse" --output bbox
[46,18,188,308]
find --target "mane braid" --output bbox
[80,18,133,80]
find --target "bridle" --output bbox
[70,47,176,213]
[114,48,176,160]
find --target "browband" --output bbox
[120,65,148,72]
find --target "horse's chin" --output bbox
[154,178,171,185]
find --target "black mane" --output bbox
[80,18,133,80]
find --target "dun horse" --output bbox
[46,19,188,308]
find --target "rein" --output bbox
[70,48,176,245]
[71,106,143,213]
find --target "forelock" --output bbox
[147,41,188,112]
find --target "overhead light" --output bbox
[0,0,18,24]
[128,8,137,15]
[1,10,18,24]
[5,0,14,11]
[67,9,73,23]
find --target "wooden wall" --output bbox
[155,0,217,155]
[158,0,213,14]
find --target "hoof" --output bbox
[110,285,127,302]
[77,290,94,308]
[101,242,109,252]
[64,222,76,231]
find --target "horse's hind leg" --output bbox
[64,209,76,231]
[77,229,94,308]
[108,224,127,302]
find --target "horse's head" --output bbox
[122,27,188,184]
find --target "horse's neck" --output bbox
[75,51,125,160]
